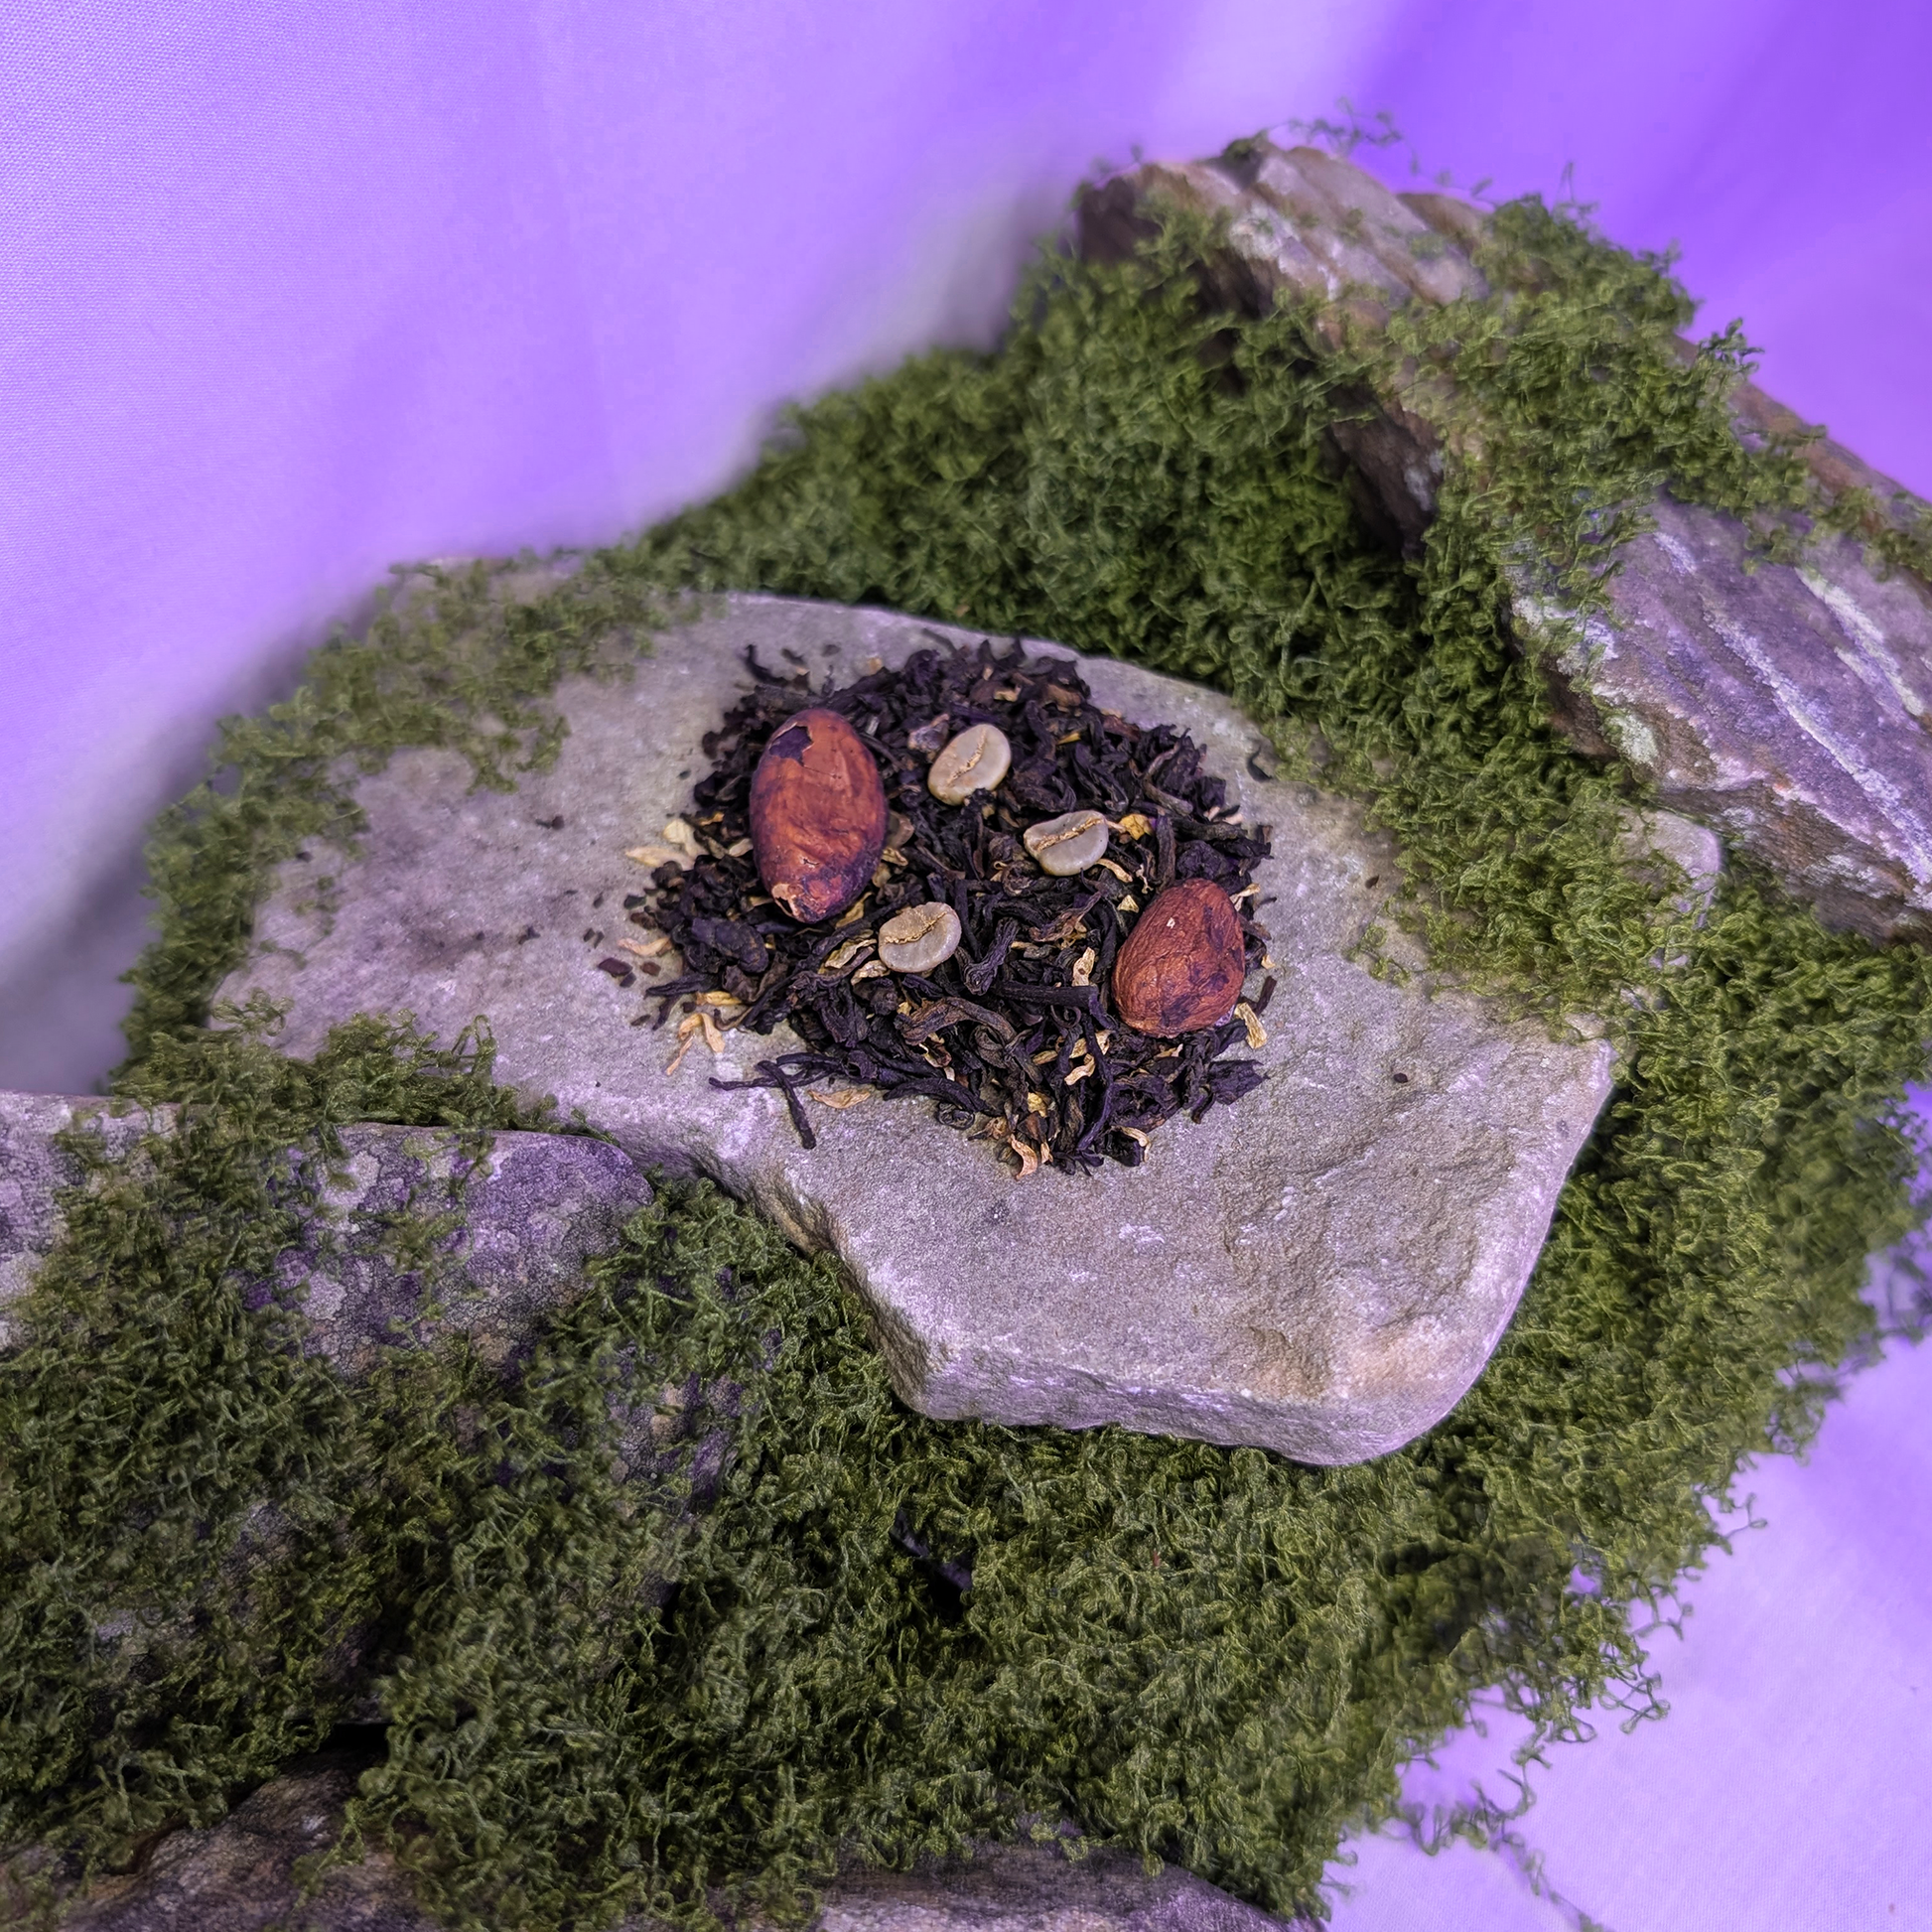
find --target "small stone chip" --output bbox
[1024,809,1109,877]
[879,901,963,973]
[927,723,1012,804]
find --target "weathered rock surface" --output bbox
[0,1093,175,1350]
[1518,494,1932,941]
[64,1760,1303,1931]
[0,1090,651,1366]
[60,1758,432,1931]
[1080,140,1932,941]
[219,594,1612,1465]
[809,1847,1301,1932]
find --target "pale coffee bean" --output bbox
[879,901,963,973]
[1023,808,1109,877]
[927,724,1012,804]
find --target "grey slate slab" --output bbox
[62,1758,1304,1931]
[218,594,1613,1465]
[1519,492,1932,941]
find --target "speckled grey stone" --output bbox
[805,1845,1302,1932]
[218,593,1613,1465]
[0,1092,178,1352]
[1519,492,1932,941]
[0,1091,650,1367]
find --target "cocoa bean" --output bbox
[1111,879,1247,1036]
[750,708,888,923]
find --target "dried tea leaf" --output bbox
[824,938,874,974]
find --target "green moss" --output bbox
[6,190,1931,1928]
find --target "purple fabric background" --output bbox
[2,4,1927,1924]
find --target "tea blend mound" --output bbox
[637,638,1275,1172]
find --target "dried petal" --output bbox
[809,1085,875,1109]
[824,937,875,973]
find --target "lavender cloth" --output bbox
[1332,1225,1932,1930]
[1,5,1928,1924]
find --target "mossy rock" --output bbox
[5,158,1930,1931]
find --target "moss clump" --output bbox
[0,1020,545,1914]
[5,188,1930,1928]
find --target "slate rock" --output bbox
[1081,142,1932,941]
[219,594,1612,1465]
[1517,493,1932,940]
[808,1846,1303,1932]
[63,1758,1304,1931]
[0,1090,651,1367]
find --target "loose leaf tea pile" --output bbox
[637,638,1275,1172]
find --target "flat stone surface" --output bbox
[0,1091,650,1366]
[64,1762,1302,1931]
[1518,492,1932,940]
[812,1846,1300,1932]
[219,594,1611,1465]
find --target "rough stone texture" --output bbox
[1079,140,1932,941]
[60,1758,435,1932]
[63,1763,1304,1932]
[0,1090,651,1367]
[808,1847,1301,1932]
[218,594,1612,1465]
[0,1092,177,1351]
[1518,494,1932,940]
